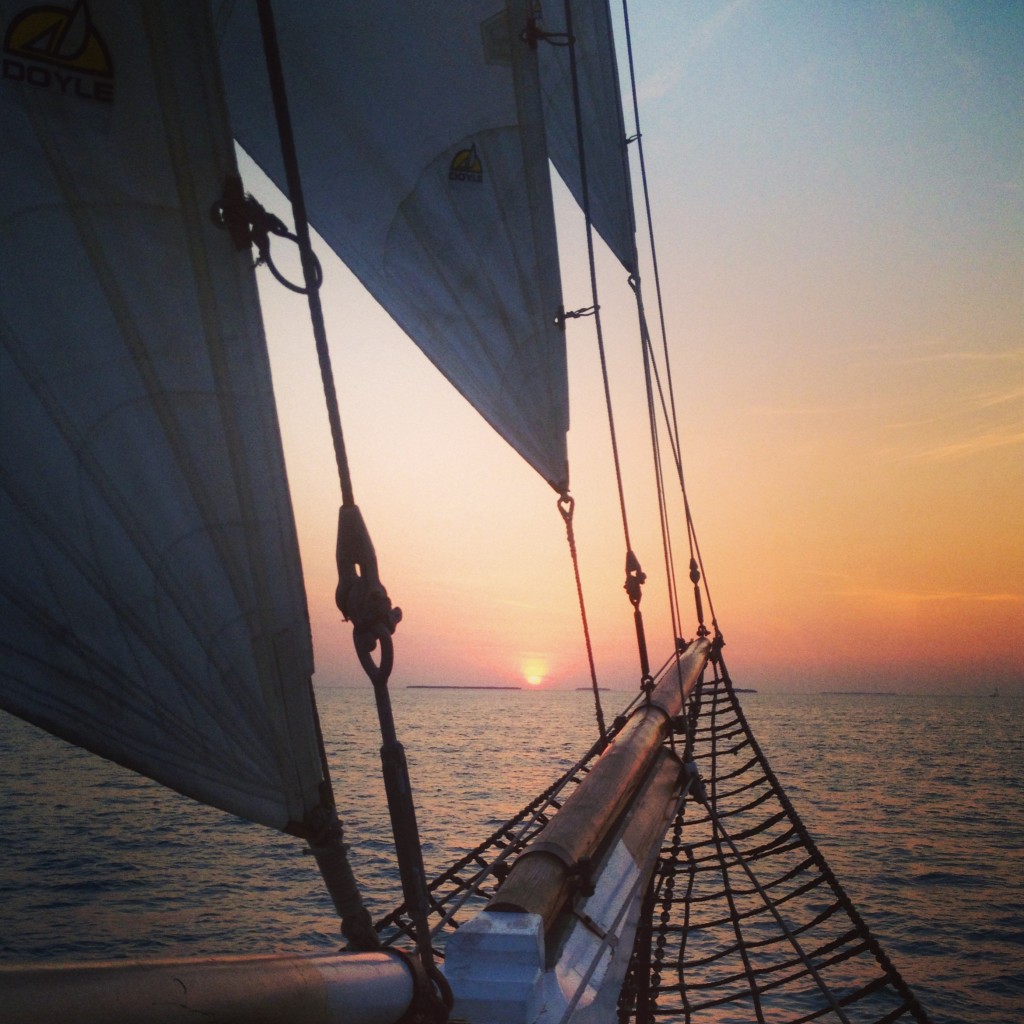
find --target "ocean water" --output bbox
[1,688,1021,1023]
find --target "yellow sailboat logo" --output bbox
[449,143,483,184]
[3,0,113,101]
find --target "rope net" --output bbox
[374,723,622,952]
[620,666,932,1024]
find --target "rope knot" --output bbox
[568,856,595,898]
[683,761,708,805]
[555,305,598,328]
[557,492,575,524]
[710,630,725,662]
[624,549,646,607]
[335,505,401,684]
[305,803,343,848]
[211,175,322,294]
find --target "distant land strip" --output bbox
[820,691,898,696]
[407,685,521,690]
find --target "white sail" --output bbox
[0,0,325,832]
[538,0,638,273]
[215,0,570,491]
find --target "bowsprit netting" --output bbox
[374,719,630,953]
[621,664,933,1024]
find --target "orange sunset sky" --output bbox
[251,1,1022,695]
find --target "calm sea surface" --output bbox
[1,688,1021,1023]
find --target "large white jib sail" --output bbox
[0,0,325,832]
[214,0,571,491]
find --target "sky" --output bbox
[252,1,1023,695]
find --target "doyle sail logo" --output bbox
[3,0,114,103]
[449,144,483,184]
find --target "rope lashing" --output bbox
[333,508,449,1012]
[522,14,571,49]
[625,549,654,693]
[555,305,598,328]
[689,557,709,638]
[303,804,381,951]
[335,505,402,686]
[210,175,323,294]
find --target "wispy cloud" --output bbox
[878,346,1024,461]
[896,348,1024,367]
[908,428,1024,462]
[805,571,1023,605]
[883,415,1024,461]
[826,584,1023,605]
[751,402,856,418]
[974,386,1024,410]
[637,0,757,101]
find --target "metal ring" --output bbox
[355,621,394,686]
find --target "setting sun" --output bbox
[521,656,547,687]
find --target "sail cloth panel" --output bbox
[215,0,569,492]
[538,0,638,274]
[0,0,325,832]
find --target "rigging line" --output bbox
[638,320,719,638]
[253,0,342,781]
[717,660,935,1024]
[652,360,717,640]
[640,273,719,639]
[707,668,767,1023]
[560,0,653,693]
[254,0,392,956]
[650,387,684,651]
[620,0,684,472]
[619,0,721,636]
[689,518,720,639]
[559,494,607,742]
[636,296,685,646]
[641,325,686,525]
[560,1,631,556]
[254,0,353,508]
[698,775,855,1022]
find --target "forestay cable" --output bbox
[254,3,449,1014]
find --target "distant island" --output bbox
[820,691,898,696]
[407,685,521,690]
[733,687,758,693]
[575,687,609,691]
